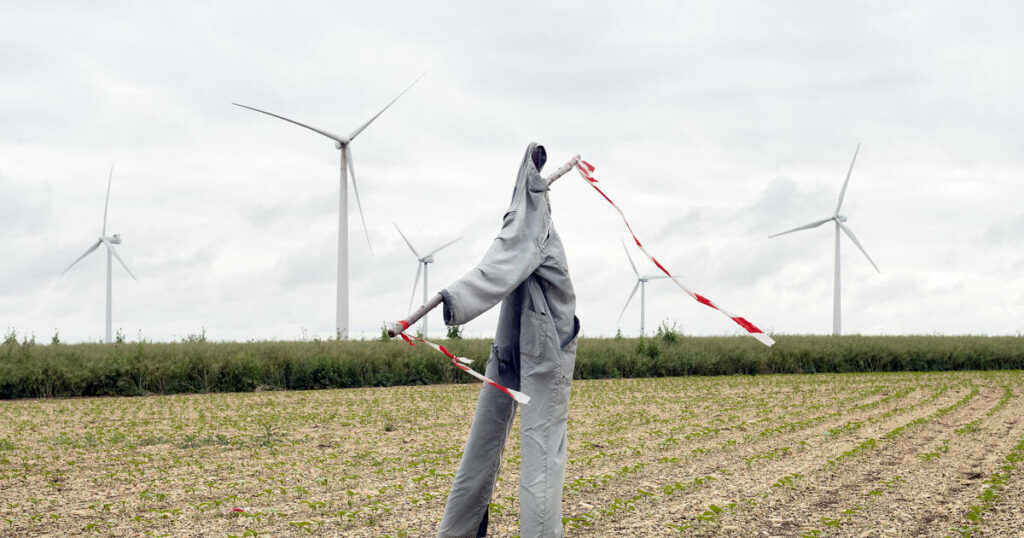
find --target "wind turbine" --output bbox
[769,143,880,335]
[394,223,461,338]
[62,164,137,343]
[616,239,680,336]
[233,73,425,338]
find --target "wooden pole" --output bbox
[387,293,442,337]
[385,155,579,338]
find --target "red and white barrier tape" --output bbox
[395,320,532,404]
[391,157,771,402]
[574,159,775,347]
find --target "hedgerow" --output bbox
[0,334,1022,399]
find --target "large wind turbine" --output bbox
[233,73,424,338]
[394,223,461,338]
[62,165,137,343]
[769,143,880,335]
[616,239,680,336]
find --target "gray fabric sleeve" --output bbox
[440,233,542,325]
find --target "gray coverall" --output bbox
[437,143,580,538]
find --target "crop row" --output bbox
[2,371,1021,536]
[668,382,984,533]
[561,380,910,497]
[560,379,977,533]
[798,383,1016,536]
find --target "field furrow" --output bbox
[1,371,1023,536]
[563,379,988,536]
[493,377,923,532]
[710,381,994,535]
[816,382,1024,536]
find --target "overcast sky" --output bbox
[2,1,1022,342]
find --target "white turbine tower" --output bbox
[233,73,424,338]
[616,240,680,336]
[62,165,137,343]
[769,143,880,335]
[394,223,461,338]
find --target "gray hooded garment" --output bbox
[437,143,580,538]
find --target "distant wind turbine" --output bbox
[769,143,880,335]
[62,164,137,343]
[394,223,461,338]
[233,72,425,338]
[616,239,681,336]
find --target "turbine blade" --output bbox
[345,147,373,257]
[646,274,682,280]
[768,216,834,238]
[834,143,860,215]
[348,71,426,141]
[838,222,880,273]
[616,281,641,324]
[102,163,113,236]
[101,238,137,281]
[620,238,639,277]
[232,103,347,144]
[62,240,102,274]
[393,222,421,258]
[426,236,462,257]
[408,263,423,315]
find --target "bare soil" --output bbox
[0,371,1021,536]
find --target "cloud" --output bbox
[2,2,1024,340]
[0,172,53,236]
[246,193,336,228]
[983,214,1024,246]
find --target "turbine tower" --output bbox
[62,165,137,343]
[394,223,461,338]
[616,239,679,336]
[769,143,880,335]
[233,73,424,338]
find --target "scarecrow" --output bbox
[436,142,580,538]
[385,141,774,537]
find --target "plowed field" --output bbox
[1,371,1023,536]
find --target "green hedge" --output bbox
[1,335,1022,399]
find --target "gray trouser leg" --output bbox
[519,349,572,538]
[438,347,518,538]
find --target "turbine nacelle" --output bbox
[617,238,683,332]
[393,222,461,322]
[768,143,879,335]
[234,72,426,337]
[63,167,137,343]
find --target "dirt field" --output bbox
[1,371,1022,536]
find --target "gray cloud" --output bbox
[246,193,336,227]
[983,214,1024,246]
[2,1,1023,341]
[0,172,53,236]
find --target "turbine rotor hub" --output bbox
[837,215,848,222]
